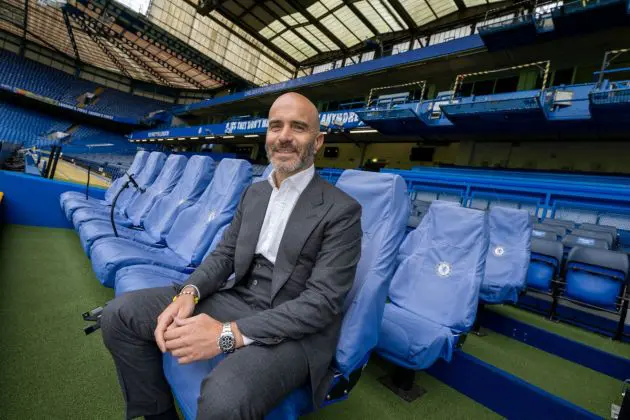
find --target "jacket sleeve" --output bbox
[236,200,362,344]
[182,186,250,299]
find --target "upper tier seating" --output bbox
[161,169,410,419]
[60,151,149,219]
[88,159,252,288]
[479,207,532,304]
[564,247,629,311]
[377,203,488,370]
[77,155,187,254]
[0,50,167,119]
[71,152,166,229]
[526,238,564,292]
[0,101,72,147]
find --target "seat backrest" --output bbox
[571,228,614,248]
[252,164,273,183]
[579,223,617,237]
[125,155,187,226]
[532,228,559,241]
[143,155,215,243]
[533,223,566,238]
[531,237,564,268]
[333,170,409,375]
[562,234,609,250]
[567,247,629,278]
[104,151,148,204]
[543,218,575,230]
[389,204,488,334]
[115,151,166,213]
[480,207,532,302]
[166,158,252,266]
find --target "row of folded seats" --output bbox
[57,152,627,417]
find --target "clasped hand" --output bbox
[154,297,223,364]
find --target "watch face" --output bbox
[219,334,235,352]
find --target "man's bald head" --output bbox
[266,92,324,179]
[268,92,320,132]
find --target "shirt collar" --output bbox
[268,164,315,193]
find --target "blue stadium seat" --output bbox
[376,203,488,371]
[564,247,629,311]
[88,159,251,288]
[114,224,229,296]
[71,152,166,229]
[161,169,409,420]
[60,151,149,219]
[83,156,215,259]
[526,238,564,292]
[479,207,532,304]
[252,164,273,183]
[77,155,188,254]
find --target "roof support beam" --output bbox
[62,9,81,63]
[388,0,420,31]
[282,0,348,53]
[74,16,133,79]
[257,1,321,55]
[70,9,206,89]
[343,1,380,35]
[453,0,469,12]
[214,6,300,68]
[21,0,28,54]
[106,37,175,88]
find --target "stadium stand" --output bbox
[0,50,167,120]
[4,0,630,418]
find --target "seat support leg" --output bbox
[472,303,487,336]
[379,366,426,402]
[614,289,628,342]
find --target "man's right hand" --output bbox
[155,293,196,353]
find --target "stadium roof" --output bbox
[0,0,255,90]
[198,0,505,65]
[0,0,509,90]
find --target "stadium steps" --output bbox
[1,224,627,419]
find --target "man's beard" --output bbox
[266,140,316,175]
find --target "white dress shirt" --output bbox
[255,164,315,264]
[234,165,315,346]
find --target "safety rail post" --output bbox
[49,146,61,179]
[85,165,91,200]
[614,286,629,341]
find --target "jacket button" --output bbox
[252,279,258,286]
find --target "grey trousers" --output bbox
[100,286,309,420]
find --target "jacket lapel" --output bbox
[271,174,332,300]
[235,182,272,281]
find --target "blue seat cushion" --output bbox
[78,220,164,256]
[163,353,312,420]
[377,304,455,370]
[63,197,109,220]
[526,260,556,292]
[72,205,131,230]
[565,263,624,311]
[89,237,189,288]
[114,265,191,296]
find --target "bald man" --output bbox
[101,92,362,420]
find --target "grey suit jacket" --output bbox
[184,173,362,406]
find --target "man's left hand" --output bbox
[163,314,223,364]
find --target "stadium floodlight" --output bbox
[244,134,259,138]
[223,135,235,139]
[190,137,199,140]
[205,136,215,139]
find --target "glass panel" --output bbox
[429,24,472,46]
[279,30,317,57]
[397,0,436,26]
[299,25,338,51]
[294,26,331,52]
[428,0,458,18]
[306,1,328,18]
[392,40,410,55]
[313,61,334,74]
[361,51,375,61]
[333,6,373,42]
[463,0,486,6]
[320,14,358,47]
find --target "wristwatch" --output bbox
[217,322,236,353]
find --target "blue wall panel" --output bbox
[0,170,106,228]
